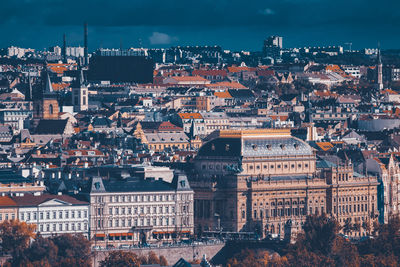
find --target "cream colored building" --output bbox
[88,173,194,247]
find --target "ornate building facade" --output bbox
[190,129,379,239]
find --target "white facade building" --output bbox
[13,193,90,237]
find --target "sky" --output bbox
[0,0,399,52]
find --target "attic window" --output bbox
[252,144,258,151]
[266,144,271,150]
[280,144,286,150]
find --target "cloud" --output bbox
[149,32,176,45]
[259,8,275,16]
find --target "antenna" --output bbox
[84,22,88,66]
[344,42,352,52]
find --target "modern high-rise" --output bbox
[263,36,283,59]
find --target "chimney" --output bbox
[84,22,88,66]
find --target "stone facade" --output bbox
[190,129,379,240]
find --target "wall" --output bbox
[92,243,224,267]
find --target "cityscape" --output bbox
[1,3,400,266]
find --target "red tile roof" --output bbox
[0,196,17,207]
[12,194,88,206]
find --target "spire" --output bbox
[45,72,54,93]
[27,72,33,100]
[377,42,382,65]
[79,68,85,85]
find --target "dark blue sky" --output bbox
[0,0,399,51]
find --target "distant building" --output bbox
[263,36,282,59]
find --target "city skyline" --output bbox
[0,0,399,51]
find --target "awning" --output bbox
[95,233,105,237]
[127,233,133,236]
[181,231,191,234]
[109,233,121,237]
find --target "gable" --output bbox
[38,198,72,207]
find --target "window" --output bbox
[53,211,56,219]
[59,224,63,231]
[59,211,63,219]
[46,212,50,219]
[49,104,53,115]
[40,212,43,220]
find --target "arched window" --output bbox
[49,104,53,115]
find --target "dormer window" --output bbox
[294,143,299,149]
[252,144,258,151]
[266,144,271,150]
[280,144,285,150]
[225,144,230,151]
[211,144,216,151]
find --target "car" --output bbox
[92,246,102,250]
[119,244,130,249]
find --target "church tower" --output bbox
[72,69,88,112]
[33,69,59,119]
[377,45,383,90]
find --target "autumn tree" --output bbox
[0,219,35,259]
[159,255,168,266]
[299,214,340,255]
[100,251,140,267]
[51,234,92,267]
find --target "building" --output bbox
[199,112,230,135]
[263,36,282,59]
[13,193,90,237]
[0,196,18,222]
[33,71,59,120]
[87,172,194,247]
[323,163,379,236]
[189,129,379,240]
[72,70,89,112]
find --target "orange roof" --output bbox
[214,91,232,98]
[0,196,17,207]
[316,142,334,151]
[206,82,247,89]
[227,66,256,73]
[51,83,70,91]
[178,113,203,120]
[383,89,398,95]
[313,90,338,98]
[269,115,289,121]
[170,76,209,82]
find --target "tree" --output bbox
[100,251,140,267]
[299,214,340,255]
[0,219,36,259]
[343,218,352,235]
[159,255,168,266]
[147,251,160,264]
[51,234,92,267]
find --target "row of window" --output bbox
[334,203,372,214]
[20,210,88,221]
[335,195,373,202]
[96,194,179,203]
[108,217,177,228]
[0,213,15,221]
[38,222,88,232]
[108,205,177,215]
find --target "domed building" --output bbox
[189,129,378,240]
